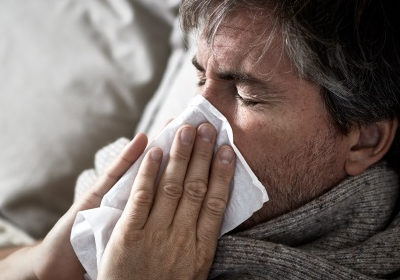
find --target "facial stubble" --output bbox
[239,125,345,230]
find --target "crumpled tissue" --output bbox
[70,95,269,280]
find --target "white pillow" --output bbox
[136,33,198,138]
[0,218,34,249]
[0,0,173,238]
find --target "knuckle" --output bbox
[133,190,153,206]
[118,229,145,246]
[173,232,190,247]
[170,148,190,162]
[139,167,156,180]
[196,247,214,269]
[85,189,103,204]
[214,169,233,184]
[113,220,146,246]
[197,226,217,246]
[205,197,227,217]
[120,155,133,166]
[151,230,168,247]
[195,147,213,162]
[162,181,183,199]
[184,179,207,202]
[105,170,119,182]
[172,225,195,238]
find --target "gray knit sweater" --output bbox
[74,138,400,279]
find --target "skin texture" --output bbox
[193,10,349,228]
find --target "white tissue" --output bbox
[70,95,269,280]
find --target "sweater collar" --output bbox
[234,161,399,248]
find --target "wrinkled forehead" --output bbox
[218,9,275,39]
[197,8,292,76]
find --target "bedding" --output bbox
[0,218,34,249]
[0,0,174,239]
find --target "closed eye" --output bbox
[192,57,207,87]
[197,77,206,86]
[192,55,268,108]
[236,96,260,106]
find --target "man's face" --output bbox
[194,10,349,228]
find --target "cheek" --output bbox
[228,110,289,168]
[228,107,330,174]
[202,87,334,169]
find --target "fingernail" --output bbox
[220,148,235,164]
[180,127,194,145]
[198,124,215,143]
[150,148,163,161]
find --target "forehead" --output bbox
[197,8,293,76]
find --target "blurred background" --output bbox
[0,0,197,247]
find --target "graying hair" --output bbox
[180,0,400,169]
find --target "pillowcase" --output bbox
[73,4,198,215]
[0,217,34,249]
[0,0,173,238]
[135,33,198,138]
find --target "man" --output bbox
[1,0,399,279]
[178,0,399,278]
[182,0,400,228]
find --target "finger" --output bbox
[83,133,148,207]
[173,123,217,228]
[147,125,196,228]
[197,145,235,244]
[122,147,163,230]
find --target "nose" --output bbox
[199,88,216,106]
[199,85,233,122]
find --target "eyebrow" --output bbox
[192,56,205,72]
[191,56,271,87]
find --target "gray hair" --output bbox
[180,0,400,169]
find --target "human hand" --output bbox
[98,123,236,280]
[30,134,148,280]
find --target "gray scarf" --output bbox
[212,162,400,279]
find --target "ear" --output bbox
[345,118,398,176]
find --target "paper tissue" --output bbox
[70,95,269,279]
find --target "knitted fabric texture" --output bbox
[74,138,400,279]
